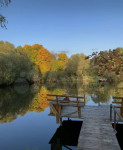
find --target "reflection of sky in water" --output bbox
[0,107,79,150]
[0,108,59,150]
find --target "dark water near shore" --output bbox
[0,82,122,150]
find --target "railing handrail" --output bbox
[112,102,123,104]
[47,94,84,99]
[113,96,123,100]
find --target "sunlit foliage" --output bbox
[90,48,123,82]
[23,44,43,63]
[37,48,52,74]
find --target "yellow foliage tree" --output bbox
[28,86,51,113]
[23,44,43,63]
[36,48,52,74]
[53,53,68,71]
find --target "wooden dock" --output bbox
[77,105,121,150]
[47,94,85,125]
[47,94,121,150]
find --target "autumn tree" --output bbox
[89,48,123,82]
[53,53,68,71]
[36,48,52,74]
[23,44,43,63]
[58,53,68,70]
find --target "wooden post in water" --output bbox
[60,118,62,126]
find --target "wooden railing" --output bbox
[47,94,86,106]
[110,96,123,130]
[48,94,85,125]
[112,96,123,104]
[110,104,123,130]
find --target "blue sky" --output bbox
[0,0,123,56]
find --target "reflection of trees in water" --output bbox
[28,86,51,113]
[0,82,122,123]
[0,84,68,123]
[84,82,123,103]
[85,83,111,103]
[46,81,83,96]
[111,82,123,97]
[29,86,67,113]
[0,85,39,123]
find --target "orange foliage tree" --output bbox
[23,44,43,63]
[36,48,52,74]
[28,86,67,113]
[24,44,69,75]
[28,86,51,113]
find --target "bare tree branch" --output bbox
[0,0,11,28]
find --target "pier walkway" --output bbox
[77,105,120,150]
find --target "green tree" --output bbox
[0,41,41,85]
[65,54,80,77]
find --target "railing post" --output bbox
[84,94,85,106]
[77,97,78,106]
[114,109,116,131]
[110,104,112,121]
[56,96,58,104]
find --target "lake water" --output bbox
[0,82,122,150]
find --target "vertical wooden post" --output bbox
[78,106,81,118]
[120,98,123,117]
[60,118,62,126]
[56,96,58,104]
[84,94,85,106]
[56,115,60,124]
[77,97,78,106]
[66,96,69,101]
[110,104,112,121]
[114,109,116,131]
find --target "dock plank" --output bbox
[77,105,121,150]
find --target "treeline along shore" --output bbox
[0,41,122,86]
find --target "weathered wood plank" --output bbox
[77,105,121,150]
[49,101,85,107]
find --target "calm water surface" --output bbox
[0,82,122,150]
